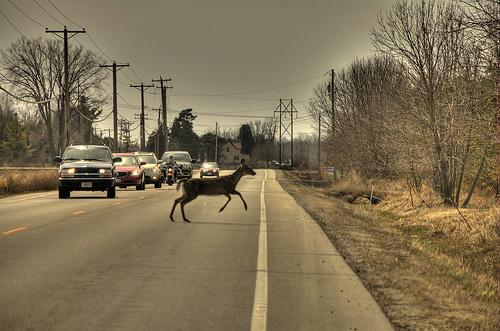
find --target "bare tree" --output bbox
[460,0,500,199]
[1,37,108,157]
[372,0,468,202]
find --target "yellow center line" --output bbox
[2,226,27,235]
[71,210,86,216]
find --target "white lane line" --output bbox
[251,170,268,331]
[0,192,54,204]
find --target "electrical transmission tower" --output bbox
[119,119,133,152]
[274,99,298,165]
[100,61,129,152]
[130,83,154,150]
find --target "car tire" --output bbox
[154,180,162,188]
[136,176,146,190]
[58,187,69,199]
[107,186,116,198]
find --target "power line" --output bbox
[121,71,138,84]
[117,93,136,108]
[0,85,52,104]
[174,73,324,97]
[86,33,113,61]
[7,0,46,28]
[0,8,25,37]
[47,0,83,28]
[172,94,277,101]
[33,0,64,25]
[129,67,142,82]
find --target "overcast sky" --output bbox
[0,0,395,139]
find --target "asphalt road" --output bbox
[0,170,392,331]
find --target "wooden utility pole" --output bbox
[45,26,86,152]
[152,108,162,157]
[131,83,154,150]
[330,69,335,132]
[100,61,129,152]
[152,76,172,154]
[215,121,218,163]
[318,113,321,170]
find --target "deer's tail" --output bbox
[176,179,188,191]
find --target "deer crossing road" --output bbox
[0,170,392,330]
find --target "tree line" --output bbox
[308,0,499,206]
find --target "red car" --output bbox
[112,153,146,190]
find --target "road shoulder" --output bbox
[276,170,500,330]
[265,170,393,330]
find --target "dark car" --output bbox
[135,152,162,188]
[161,151,195,179]
[54,145,122,199]
[113,153,146,190]
[200,162,219,178]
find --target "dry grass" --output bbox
[278,170,500,330]
[0,169,58,195]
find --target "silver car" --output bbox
[161,151,196,179]
[135,152,162,188]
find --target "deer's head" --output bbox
[240,159,256,176]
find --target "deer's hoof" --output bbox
[170,218,175,222]
[184,219,191,223]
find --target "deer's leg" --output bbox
[233,190,248,210]
[180,195,196,223]
[170,197,183,222]
[219,194,231,213]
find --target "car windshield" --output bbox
[202,162,217,168]
[162,153,190,162]
[115,156,138,166]
[137,155,157,164]
[63,147,112,162]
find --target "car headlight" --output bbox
[131,170,140,176]
[99,169,112,177]
[60,168,76,177]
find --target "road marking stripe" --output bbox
[251,170,268,331]
[0,193,54,204]
[113,201,123,206]
[2,226,27,235]
[71,210,86,216]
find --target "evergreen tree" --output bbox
[239,124,254,154]
[0,113,31,163]
[169,109,199,158]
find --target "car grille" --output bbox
[74,168,100,173]
[117,171,128,177]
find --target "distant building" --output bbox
[219,140,250,166]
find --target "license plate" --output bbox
[115,178,122,183]
[81,182,92,188]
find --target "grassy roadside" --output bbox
[0,169,58,196]
[277,170,500,330]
